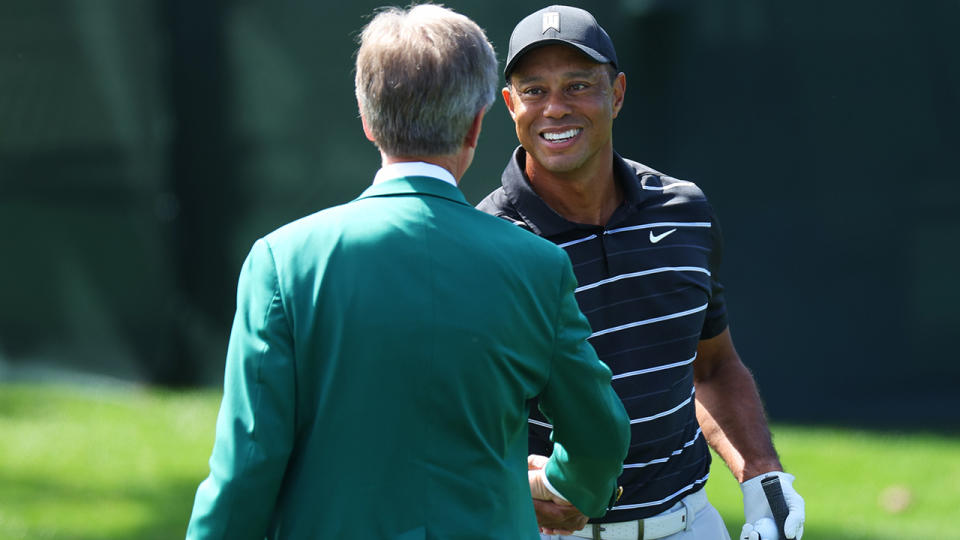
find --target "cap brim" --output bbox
[504,39,612,79]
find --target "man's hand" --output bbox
[740,472,805,539]
[533,499,589,535]
[528,454,588,535]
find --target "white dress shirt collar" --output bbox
[373,161,457,188]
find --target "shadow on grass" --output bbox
[0,470,200,540]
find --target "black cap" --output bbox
[504,5,618,79]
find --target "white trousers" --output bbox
[541,495,731,540]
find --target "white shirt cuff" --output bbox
[540,470,571,504]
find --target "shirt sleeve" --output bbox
[701,205,729,340]
[186,239,296,539]
[538,250,631,518]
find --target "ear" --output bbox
[501,86,517,121]
[464,106,487,149]
[611,72,626,119]
[358,102,376,142]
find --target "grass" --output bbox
[0,383,217,540]
[706,425,960,539]
[1,383,959,539]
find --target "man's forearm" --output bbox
[694,348,781,481]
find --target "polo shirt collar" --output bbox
[500,146,648,236]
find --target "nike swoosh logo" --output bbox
[649,228,677,244]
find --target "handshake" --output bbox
[527,454,590,536]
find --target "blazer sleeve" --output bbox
[538,251,631,518]
[186,239,296,539]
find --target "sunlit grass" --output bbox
[2,383,959,539]
[0,384,218,540]
[706,425,960,539]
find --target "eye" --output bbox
[569,82,589,91]
[521,87,545,97]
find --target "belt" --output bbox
[570,489,709,540]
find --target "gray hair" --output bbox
[355,4,498,156]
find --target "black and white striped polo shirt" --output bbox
[477,147,728,521]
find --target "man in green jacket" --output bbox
[185,5,630,539]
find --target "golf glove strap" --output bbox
[740,471,805,540]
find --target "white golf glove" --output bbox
[740,471,805,540]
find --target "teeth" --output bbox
[542,128,581,141]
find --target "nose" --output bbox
[542,92,572,119]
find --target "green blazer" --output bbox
[186,176,630,539]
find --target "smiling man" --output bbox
[478,5,805,540]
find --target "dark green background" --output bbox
[2,0,957,429]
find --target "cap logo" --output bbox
[542,12,560,34]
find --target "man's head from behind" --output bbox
[355,5,498,158]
